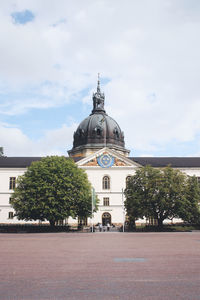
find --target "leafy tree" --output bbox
[178,176,200,224]
[125,165,191,228]
[77,187,99,228]
[11,156,94,226]
[125,175,146,229]
[151,166,187,227]
[0,147,4,157]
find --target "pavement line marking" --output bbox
[114,258,146,262]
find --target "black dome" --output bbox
[73,112,125,149]
[68,76,129,157]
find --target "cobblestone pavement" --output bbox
[0,232,200,300]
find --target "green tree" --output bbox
[125,165,189,228]
[0,147,4,157]
[178,176,200,224]
[11,156,94,226]
[125,175,146,229]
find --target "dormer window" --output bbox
[97,128,101,136]
[93,126,102,137]
[113,127,119,139]
[78,129,84,137]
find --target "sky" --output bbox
[0,0,200,157]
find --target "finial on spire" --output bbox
[92,73,105,114]
[97,73,100,93]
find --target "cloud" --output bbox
[0,0,200,156]
[0,122,77,156]
[11,10,35,25]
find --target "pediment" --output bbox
[76,147,141,168]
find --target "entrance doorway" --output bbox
[102,212,111,226]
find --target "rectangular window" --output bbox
[148,217,158,226]
[103,197,110,206]
[9,177,16,190]
[197,177,200,184]
[9,197,13,204]
[8,212,14,219]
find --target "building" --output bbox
[1,78,200,225]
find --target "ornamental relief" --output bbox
[114,158,127,166]
[82,156,128,167]
[83,158,98,166]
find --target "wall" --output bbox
[0,165,200,225]
[82,165,137,225]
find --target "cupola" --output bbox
[68,75,130,158]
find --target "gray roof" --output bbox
[0,157,42,168]
[0,156,200,168]
[131,157,200,168]
[0,156,82,168]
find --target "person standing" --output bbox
[107,223,110,232]
[99,223,102,232]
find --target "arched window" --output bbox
[126,176,132,187]
[102,212,111,226]
[102,176,110,190]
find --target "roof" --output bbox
[72,112,125,150]
[0,156,81,168]
[0,156,200,168]
[131,157,200,168]
[0,157,42,168]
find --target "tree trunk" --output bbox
[78,217,83,230]
[157,218,164,229]
[49,220,55,227]
[129,216,136,231]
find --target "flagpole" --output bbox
[122,188,125,232]
[91,187,96,233]
[91,187,94,232]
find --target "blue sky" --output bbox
[11,9,35,24]
[0,0,200,157]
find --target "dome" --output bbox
[73,113,125,149]
[68,76,129,157]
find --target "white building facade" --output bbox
[1,80,200,225]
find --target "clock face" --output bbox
[97,154,115,168]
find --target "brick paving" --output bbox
[0,231,200,300]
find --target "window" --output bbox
[8,212,14,219]
[102,212,111,226]
[148,217,158,226]
[197,177,200,184]
[97,128,101,136]
[56,220,64,226]
[94,126,102,137]
[126,176,131,186]
[103,197,110,206]
[102,176,110,189]
[113,127,119,139]
[9,197,13,204]
[9,177,16,190]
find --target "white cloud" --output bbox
[0,0,200,156]
[0,122,77,156]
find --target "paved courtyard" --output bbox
[0,231,200,300]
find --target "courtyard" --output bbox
[0,231,200,300]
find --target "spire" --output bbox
[92,74,105,114]
[97,73,100,93]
